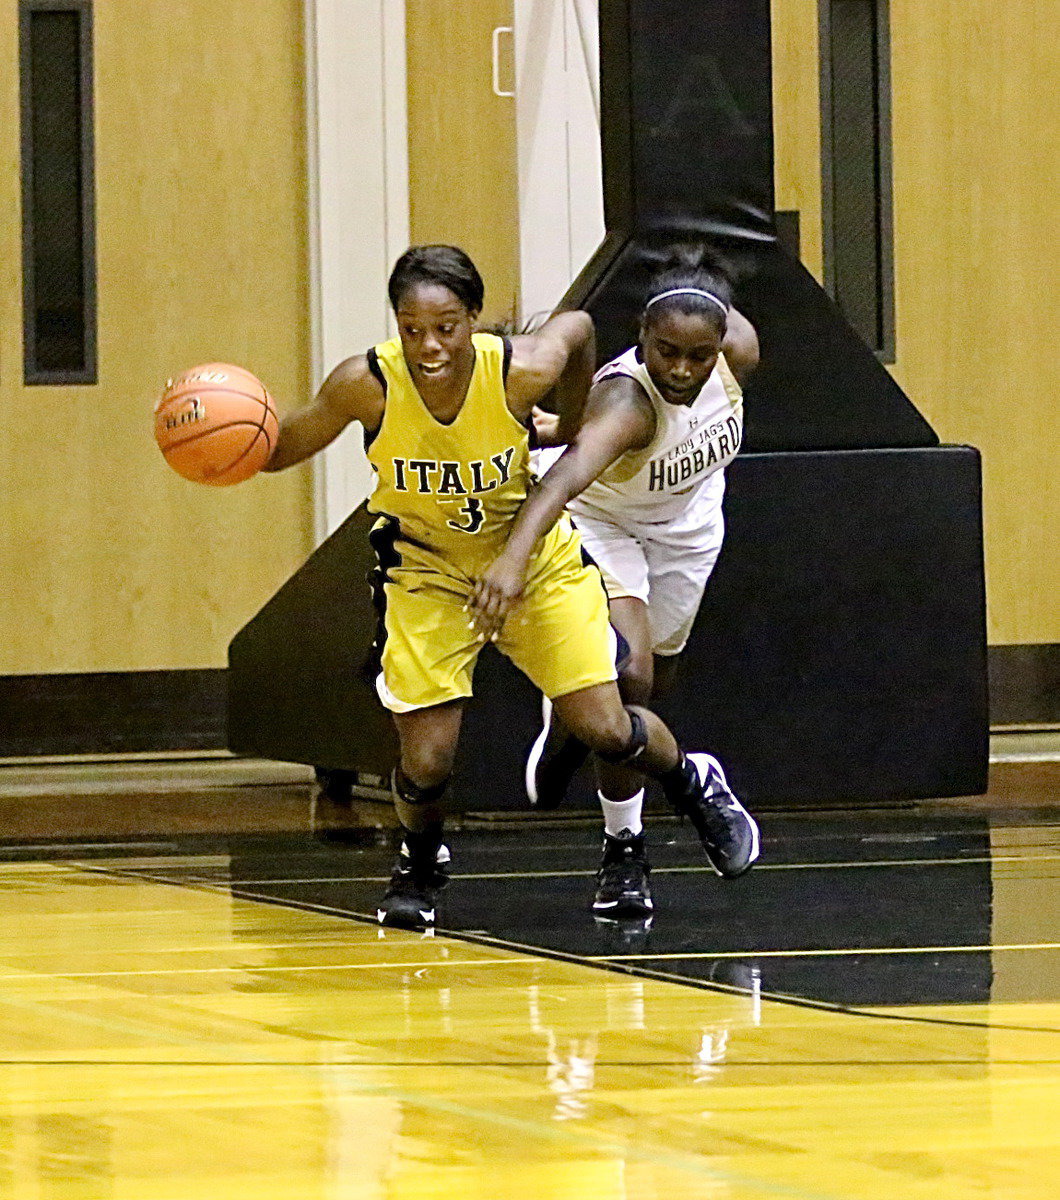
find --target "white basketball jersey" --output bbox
[571,345,744,527]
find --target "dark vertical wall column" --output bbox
[20,0,97,384]
[820,0,895,358]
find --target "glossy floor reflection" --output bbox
[90,803,1058,1008]
[0,784,1058,1198]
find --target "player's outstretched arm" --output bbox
[506,311,595,441]
[264,356,385,472]
[468,376,654,637]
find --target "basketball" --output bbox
[155,362,278,486]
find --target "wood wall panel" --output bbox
[406,0,520,326]
[770,0,823,281]
[888,0,1059,644]
[0,2,314,673]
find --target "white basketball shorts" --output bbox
[568,502,725,656]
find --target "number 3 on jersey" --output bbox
[446,497,484,534]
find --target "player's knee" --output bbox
[617,652,654,706]
[568,706,624,757]
[400,743,456,791]
[594,707,650,766]
[582,706,648,764]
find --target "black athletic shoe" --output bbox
[665,753,760,879]
[525,697,590,809]
[376,841,450,930]
[592,829,653,917]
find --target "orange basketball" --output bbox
[155,362,278,486]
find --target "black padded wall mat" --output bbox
[228,506,399,779]
[654,447,989,804]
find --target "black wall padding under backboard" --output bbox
[574,240,936,453]
[229,447,988,807]
[656,447,989,805]
[229,510,399,781]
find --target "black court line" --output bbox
[67,863,1060,1038]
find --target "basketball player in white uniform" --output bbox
[469,247,761,918]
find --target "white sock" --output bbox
[599,789,645,838]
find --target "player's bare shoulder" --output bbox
[265,353,387,472]
[319,353,387,431]
[585,370,657,452]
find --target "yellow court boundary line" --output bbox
[0,959,526,981]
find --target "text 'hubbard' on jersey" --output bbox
[387,446,517,495]
[647,415,742,492]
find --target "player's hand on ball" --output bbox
[468,554,527,642]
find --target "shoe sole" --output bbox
[688,753,761,878]
[524,695,553,806]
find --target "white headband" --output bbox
[645,287,728,318]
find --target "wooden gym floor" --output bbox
[0,755,1057,1198]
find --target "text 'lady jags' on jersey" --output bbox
[389,447,516,495]
[648,415,742,492]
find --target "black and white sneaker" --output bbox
[525,696,590,810]
[592,829,653,917]
[665,753,760,879]
[376,841,450,930]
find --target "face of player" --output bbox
[395,282,478,394]
[640,308,724,405]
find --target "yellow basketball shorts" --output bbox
[369,517,618,712]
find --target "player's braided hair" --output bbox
[388,244,485,315]
[642,245,734,334]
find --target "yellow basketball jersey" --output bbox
[366,333,532,577]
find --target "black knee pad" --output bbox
[596,708,648,767]
[393,767,448,807]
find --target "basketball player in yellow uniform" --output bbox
[266,245,734,929]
